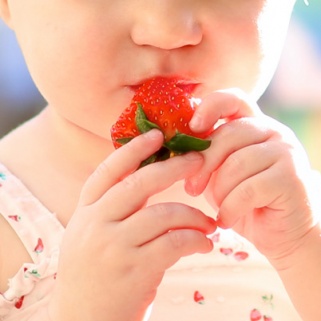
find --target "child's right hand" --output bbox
[48,129,216,321]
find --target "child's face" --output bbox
[2,0,295,138]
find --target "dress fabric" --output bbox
[0,164,64,320]
[0,163,303,321]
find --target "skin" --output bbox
[0,0,320,320]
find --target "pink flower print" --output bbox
[34,238,44,254]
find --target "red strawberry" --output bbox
[219,247,233,256]
[34,238,44,254]
[250,308,262,321]
[233,251,249,261]
[15,296,25,309]
[263,316,273,321]
[111,77,212,165]
[193,290,205,304]
[8,215,21,222]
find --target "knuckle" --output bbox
[237,182,255,203]
[168,230,184,249]
[154,203,172,220]
[224,153,244,177]
[122,171,143,191]
[94,159,111,178]
[217,121,236,139]
[121,138,139,154]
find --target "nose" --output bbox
[130,2,203,50]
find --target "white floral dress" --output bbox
[0,163,302,321]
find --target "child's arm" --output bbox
[47,129,216,321]
[187,89,321,321]
[273,222,321,321]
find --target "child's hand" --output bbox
[49,129,216,321]
[186,89,320,267]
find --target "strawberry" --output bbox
[34,238,44,254]
[219,247,233,256]
[193,290,205,304]
[8,215,21,222]
[15,296,25,309]
[111,77,212,165]
[233,251,249,261]
[250,308,262,321]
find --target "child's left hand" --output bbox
[185,89,320,268]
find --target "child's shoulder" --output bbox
[0,208,33,294]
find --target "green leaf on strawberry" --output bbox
[135,103,161,133]
[165,132,211,154]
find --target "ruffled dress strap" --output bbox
[0,163,64,319]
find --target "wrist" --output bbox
[268,222,321,321]
[269,222,321,272]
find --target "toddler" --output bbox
[0,1,320,321]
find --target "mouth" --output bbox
[176,80,199,95]
[128,77,200,95]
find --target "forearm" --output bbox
[270,223,321,321]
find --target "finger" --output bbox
[190,88,262,133]
[186,117,275,196]
[95,152,204,221]
[211,141,280,206]
[79,129,164,206]
[120,202,217,246]
[216,162,289,228]
[139,229,214,271]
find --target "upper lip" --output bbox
[128,76,200,95]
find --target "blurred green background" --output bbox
[0,1,321,170]
[260,0,321,171]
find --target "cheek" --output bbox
[17,19,103,98]
[199,1,294,99]
[12,9,126,137]
[200,21,262,95]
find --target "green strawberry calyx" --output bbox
[116,103,211,165]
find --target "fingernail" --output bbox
[183,152,203,162]
[144,129,162,139]
[185,177,201,196]
[189,113,203,130]
[216,213,228,229]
